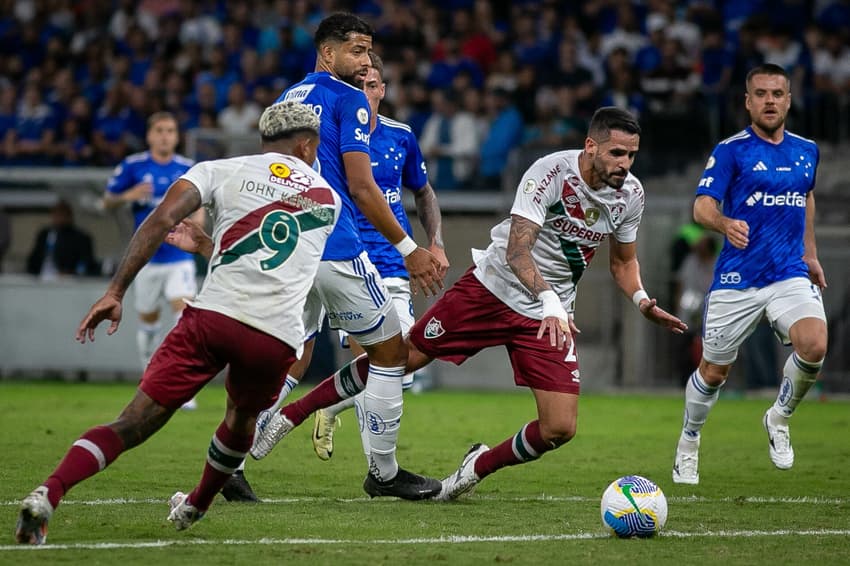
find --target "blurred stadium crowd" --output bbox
[1,0,849,184]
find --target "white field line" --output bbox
[2,530,850,552]
[1,495,847,506]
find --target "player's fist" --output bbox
[722,218,749,249]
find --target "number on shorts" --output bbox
[259,210,300,270]
[564,338,576,363]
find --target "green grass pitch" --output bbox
[1,381,848,565]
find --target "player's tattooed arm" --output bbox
[414,182,445,249]
[506,214,550,298]
[109,180,202,298]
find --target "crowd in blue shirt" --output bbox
[1,1,848,183]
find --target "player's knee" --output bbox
[541,420,576,447]
[797,339,827,364]
[698,361,728,386]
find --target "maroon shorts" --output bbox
[141,306,297,413]
[409,268,581,394]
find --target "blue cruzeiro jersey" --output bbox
[277,72,372,261]
[107,151,195,264]
[356,115,428,279]
[696,126,818,291]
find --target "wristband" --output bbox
[394,235,418,257]
[632,289,650,309]
[539,290,569,324]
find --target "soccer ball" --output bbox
[600,475,667,538]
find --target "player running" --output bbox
[251,106,687,500]
[671,64,828,484]
[15,102,340,544]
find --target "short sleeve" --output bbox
[614,181,645,243]
[106,160,134,194]
[179,161,217,205]
[401,129,428,191]
[695,142,735,202]
[336,89,371,155]
[509,156,563,227]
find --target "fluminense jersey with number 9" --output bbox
[472,149,645,320]
[179,152,340,355]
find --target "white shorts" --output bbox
[134,260,198,314]
[303,252,400,347]
[702,277,826,365]
[338,276,414,347]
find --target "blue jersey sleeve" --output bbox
[696,142,735,202]
[106,159,135,194]
[401,129,428,192]
[336,89,371,155]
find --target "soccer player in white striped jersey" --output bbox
[15,102,341,544]
[260,107,687,501]
[672,64,828,485]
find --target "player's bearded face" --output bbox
[745,74,791,134]
[333,33,372,88]
[590,131,639,189]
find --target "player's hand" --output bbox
[76,293,123,344]
[722,218,749,249]
[637,298,688,334]
[404,247,444,297]
[804,257,827,289]
[125,182,153,203]
[429,244,450,279]
[166,219,213,259]
[537,315,578,351]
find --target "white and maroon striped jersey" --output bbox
[473,149,645,320]
[181,152,340,354]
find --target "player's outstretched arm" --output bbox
[694,195,749,249]
[609,239,687,334]
[506,215,575,350]
[803,191,827,289]
[76,180,202,343]
[344,151,443,296]
[413,182,449,277]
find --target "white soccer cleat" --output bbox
[312,409,340,461]
[672,436,700,485]
[180,398,198,411]
[15,486,53,545]
[436,443,489,501]
[763,409,794,470]
[167,491,204,531]
[250,411,294,460]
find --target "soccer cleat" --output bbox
[180,398,198,411]
[672,436,700,485]
[250,411,294,460]
[15,487,53,545]
[167,491,204,530]
[220,470,259,503]
[764,409,794,469]
[363,468,442,500]
[312,409,340,461]
[436,443,489,501]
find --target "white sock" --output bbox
[136,321,161,369]
[682,369,722,440]
[353,393,371,461]
[268,376,299,414]
[772,352,822,420]
[363,364,404,482]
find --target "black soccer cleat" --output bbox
[363,467,442,501]
[220,471,260,503]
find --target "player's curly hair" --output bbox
[259,101,320,142]
[314,13,373,48]
[588,107,641,142]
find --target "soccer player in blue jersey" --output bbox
[672,64,828,484]
[310,52,449,461]
[103,113,205,410]
[250,13,444,500]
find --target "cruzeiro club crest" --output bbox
[584,207,600,226]
[423,317,445,339]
